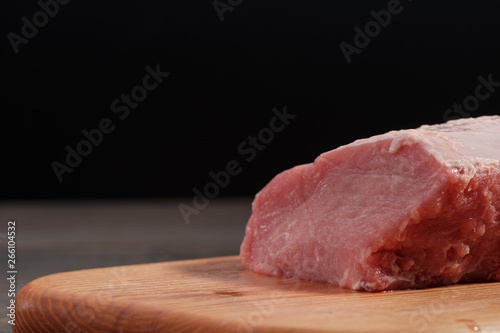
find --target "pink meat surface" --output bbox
[240,116,500,291]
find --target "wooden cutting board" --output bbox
[13,256,500,333]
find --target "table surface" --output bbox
[0,198,252,333]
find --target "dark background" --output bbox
[2,0,499,200]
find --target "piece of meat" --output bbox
[240,116,500,291]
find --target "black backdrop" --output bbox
[2,0,500,200]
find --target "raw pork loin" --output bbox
[240,116,500,291]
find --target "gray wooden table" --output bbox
[0,198,252,332]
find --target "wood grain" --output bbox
[13,256,500,332]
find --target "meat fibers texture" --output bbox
[240,116,500,291]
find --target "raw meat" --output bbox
[240,116,500,291]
